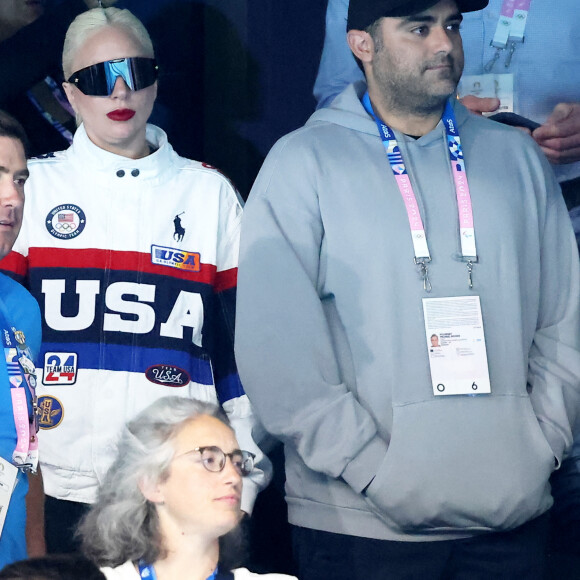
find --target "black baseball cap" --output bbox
[347,0,489,31]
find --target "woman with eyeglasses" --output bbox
[79,397,295,580]
[0,7,269,554]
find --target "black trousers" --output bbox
[45,495,91,554]
[292,513,549,580]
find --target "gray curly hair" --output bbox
[78,397,238,568]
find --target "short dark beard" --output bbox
[372,51,461,118]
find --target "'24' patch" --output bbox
[43,352,78,385]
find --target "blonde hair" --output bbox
[62,7,154,80]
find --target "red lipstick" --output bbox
[107,109,135,121]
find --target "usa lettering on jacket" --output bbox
[40,278,204,347]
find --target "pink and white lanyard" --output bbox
[0,305,39,473]
[362,92,477,292]
[485,0,533,71]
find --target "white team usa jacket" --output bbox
[1,124,270,511]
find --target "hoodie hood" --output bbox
[306,80,472,146]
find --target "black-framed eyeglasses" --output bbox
[178,446,255,477]
[67,57,158,97]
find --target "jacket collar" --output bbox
[69,123,177,186]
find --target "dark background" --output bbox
[3,0,327,198]
[120,0,327,198]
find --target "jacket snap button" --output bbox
[131,169,140,177]
[116,170,125,178]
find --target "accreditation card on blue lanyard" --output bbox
[362,92,491,396]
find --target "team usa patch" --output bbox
[150,245,201,272]
[42,352,78,386]
[38,395,64,430]
[145,364,190,387]
[46,204,86,239]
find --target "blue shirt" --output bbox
[0,273,41,569]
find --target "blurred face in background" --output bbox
[0,0,45,41]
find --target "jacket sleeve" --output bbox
[209,181,272,514]
[528,174,580,466]
[235,137,387,495]
[313,0,364,109]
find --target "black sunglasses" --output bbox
[67,57,158,97]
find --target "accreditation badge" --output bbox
[457,73,514,115]
[422,296,491,396]
[0,456,18,538]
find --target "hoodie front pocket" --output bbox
[365,394,555,533]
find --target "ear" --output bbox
[347,29,375,65]
[138,476,165,504]
[62,82,79,111]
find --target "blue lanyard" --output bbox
[0,304,36,406]
[0,299,38,471]
[138,561,218,580]
[362,92,477,290]
[138,561,157,580]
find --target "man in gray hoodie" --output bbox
[235,0,580,578]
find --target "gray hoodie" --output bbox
[235,81,580,541]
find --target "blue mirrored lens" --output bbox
[105,59,135,93]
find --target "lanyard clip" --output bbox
[467,260,474,289]
[13,458,34,474]
[484,46,502,73]
[504,41,517,68]
[414,257,432,293]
